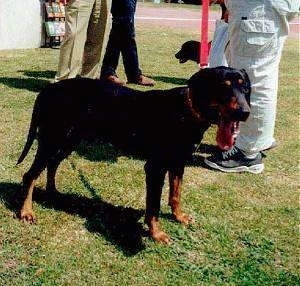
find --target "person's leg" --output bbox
[122,32,142,81]
[81,0,111,78]
[55,0,95,81]
[117,0,140,81]
[122,22,154,86]
[204,0,287,173]
[224,0,290,154]
[204,48,284,174]
[115,0,154,86]
[208,19,229,68]
[100,20,124,84]
[234,51,283,154]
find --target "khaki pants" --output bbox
[55,0,111,81]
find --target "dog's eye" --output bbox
[238,79,244,84]
[224,80,232,86]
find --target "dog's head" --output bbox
[175,40,212,64]
[187,66,251,150]
[175,41,200,64]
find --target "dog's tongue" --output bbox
[216,119,239,150]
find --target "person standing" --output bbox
[205,0,299,173]
[55,0,111,81]
[100,0,155,86]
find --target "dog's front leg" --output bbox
[168,170,194,225]
[144,161,170,244]
[20,173,36,223]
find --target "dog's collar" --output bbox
[184,88,208,123]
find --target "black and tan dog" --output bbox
[17,67,251,244]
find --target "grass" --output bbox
[0,4,299,286]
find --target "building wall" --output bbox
[0,0,43,50]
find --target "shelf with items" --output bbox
[44,0,66,48]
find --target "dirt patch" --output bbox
[136,4,221,32]
[136,3,299,39]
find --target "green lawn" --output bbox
[0,8,299,286]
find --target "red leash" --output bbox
[200,0,209,68]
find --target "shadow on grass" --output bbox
[0,181,146,256]
[0,70,56,93]
[76,140,217,167]
[0,77,50,93]
[2,139,216,255]
[0,73,186,93]
[76,140,148,163]
[20,70,56,79]
[152,75,188,85]
[187,143,219,167]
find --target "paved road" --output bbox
[135,3,299,39]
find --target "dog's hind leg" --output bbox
[168,169,194,225]
[46,149,76,193]
[46,136,80,193]
[46,159,61,193]
[46,129,81,193]
[20,148,47,223]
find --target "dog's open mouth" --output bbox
[216,118,240,151]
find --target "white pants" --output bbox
[224,0,297,154]
[208,19,229,68]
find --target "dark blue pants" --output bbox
[100,0,141,81]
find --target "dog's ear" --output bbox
[187,69,209,92]
[187,68,222,107]
[240,69,251,104]
[188,67,224,90]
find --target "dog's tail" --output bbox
[17,98,40,165]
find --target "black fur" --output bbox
[175,41,212,64]
[18,67,251,238]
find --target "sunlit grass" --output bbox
[0,4,299,286]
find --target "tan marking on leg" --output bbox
[168,172,194,225]
[20,178,36,223]
[145,215,170,245]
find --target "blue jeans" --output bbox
[100,0,141,81]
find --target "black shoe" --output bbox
[204,146,264,174]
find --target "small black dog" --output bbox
[175,40,211,64]
[17,67,251,244]
[175,3,228,64]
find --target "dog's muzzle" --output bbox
[233,91,251,121]
[229,107,250,122]
[223,90,251,122]
[217,90,251,150]
[175,52,187,63]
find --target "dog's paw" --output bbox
[146,217,171,245]
[174,212,194,226]
[20,209,36,223]
[151,230,171,245]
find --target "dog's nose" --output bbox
[238,109,250,121]
[229,94,250,122]
[229,106,250,122]
[236,93,250,114]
